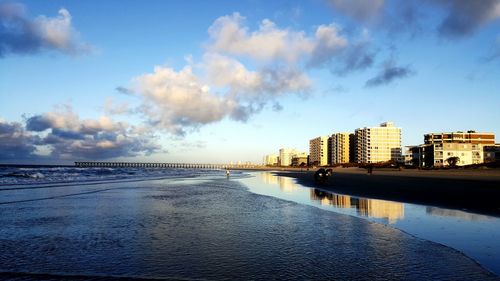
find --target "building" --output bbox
[263,154,279,166]
[349,133,357,164]
[329,132,351,164]
[278,148,298,166]
[309,136,329,166]
[409,143,484,167]
[424,131,495,145]
[291,152,308,166]
[408,131,497,167]
[355,122,402,164]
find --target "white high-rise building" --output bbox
[309,136,329,166]
[330,132,351,164]
[279,148,297,166]
[355,122,402,163]
[263,154,279,166]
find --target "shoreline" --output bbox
[268,167,500,217]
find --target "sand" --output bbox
[272,167,500,217]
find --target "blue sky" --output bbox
[1,0,499,164]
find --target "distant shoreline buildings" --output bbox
[263,122,500,168]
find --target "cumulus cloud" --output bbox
[0,2,91,57]
[0,119,39,160]
[129,65,237,136]
[365,59,415,87]
[23,107,161,160]
[208,13,351,68]
[326,0,385,21]
[435,0,500,38]
[122,49,312,135]
[208,13,314,63]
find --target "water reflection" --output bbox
[259,172,298,193]
[240,172,500,275]
[310,189,404,223]
[426,207,486,221]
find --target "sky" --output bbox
[0,0,499,164]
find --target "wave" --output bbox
[0,166,239,187]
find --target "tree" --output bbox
[446,156,460,167]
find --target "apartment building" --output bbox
[291,152,309,166]
[409,143,483,167]
[329,132,351,164]
[309,136,329,166]
[355,122,402,164]
[263,154,279,166]
[424,131,495,145]
[279,148,297,166]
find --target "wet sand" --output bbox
[273,167,500,217]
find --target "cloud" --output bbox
[130,65,237,136]
[307,24,349,68]
[102,97,131,115]
[23,107,161,160]
[365,59,415,87]
[208,13,351,68]
[207,13,314,63]
[435,0,500,38]
[333,39,376,75]
[326,0,385,21]
[272,102,283,112]
[124,51,312,135]
[0,119,39,160]
[0,2,91,57]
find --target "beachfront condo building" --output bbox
[408,143,484,167]
[263,154,279,166]
[329,132,352,164]
[424,131,495,145]
[355,122,402,164]
[291,152,309,166]
[279,148,298,166]
[407,131,497,167]
[309,136,329,166]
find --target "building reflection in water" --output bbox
[426,207,486,221]
[310,189,404,223]
[259,172,298,193]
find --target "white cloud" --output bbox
[131,65,237,135]
[208,13,314,63]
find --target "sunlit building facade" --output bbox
[309,136,329,166]
[424,131,495,145]
[329,132,351,164]
[408,131,496,167]
[263,154,279,166]
[279,148,297,166]
[355,122,402,164]
[291,152,308,166]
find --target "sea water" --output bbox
[0,166,496,280]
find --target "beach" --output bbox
[273,167,500,216]
[0,167,497,280]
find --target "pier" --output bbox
[74,161,258,169]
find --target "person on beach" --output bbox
[226,169,230,178]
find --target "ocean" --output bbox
[0,166,496,280]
